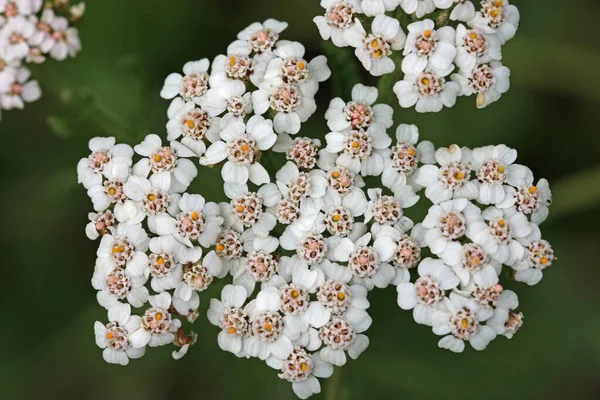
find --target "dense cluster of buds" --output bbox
[78,12,555,400]
[315,0,518,111]
[0,0,84,120]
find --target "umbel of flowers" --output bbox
[78,14,555,400]
[0,0,84,120]
[315,0,517,112]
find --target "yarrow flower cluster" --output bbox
[315,0,518,112]
[78,14,556,400]
[0,0,84,120]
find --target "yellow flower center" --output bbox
[185,119,195,129]
[497,165,505,174]
[332,214,341,222]
[332,171,340,179]
[424,29,432,38]
[228,327,237,334]
[216,244,225,252]
[191,211,199,220]
[241,144,250,152]
[540,257,549,265]
[297,61,305,70]
[529,186,537,194]
[421,78,430,86]
[461,319,469,329]
[337,292,345,301]
[155,313,163,321]
[300,362,308,372]
[291,290,299,299]
[106,332,114,339]
[112,245,125,253]
[147,194,156,201]
[229,56,236,66]
[157,257,164,265]
[237,205,245,213]
[498,219,505,228]
[108,187,117,195]
[153,154,162,163]
[265,323,273,332]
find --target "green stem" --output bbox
[326,369,342,400]
[547,165,600,221]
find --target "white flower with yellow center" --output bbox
[393,67,460,113]
[432,292,496,352]
[314,0,364,47]
[0,0,42,17]
[207,285,251,357]
[268,348,334,400]
[415,144,478,204]
[381,124,436,192]
[152,193,224,248]
[263,40,331,97]
[454,24,502,73]
[94,303,145,365]
[500,178,552,225]
[166,98,222,157]
[397,258,459,325]
[469,206,533,266]
[129,292,182,348]
[211,52,268,88]
[219,185,278,238]
[466,144,533,205]
[487,290,524,338]
[400,0,435,18]
[230,236,280,295]
[200,75,253,125]
[344,15,406,76]
[276,161,328,216]
[146,235,191,293]
[364,187,418,238]
[421,198,483,256]
[86,210,116,240]
[511,224,555,285]
[244,289,295,360]
[86,164,139,224]
[228,19,288,58]
[133,134,198,193]
[0,66,41,109]
[441,241,501,287]
[160,59,210,106]
[92,259,149,310]
[122,175,181,227]
[452,61,510,109]
[96,223,150,278]
[77,136,133,191]
[402,20,457,76]
[468,0,519,44]
[201,115,276,186]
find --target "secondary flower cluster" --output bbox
[77,18,555,400]
[315,0,518,112]
[0,0,84,120]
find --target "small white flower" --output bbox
[325,84,394,133]
[92,259,149,310]
[402,20,456,76]
[165,97,222,157]
[86,165,137,223]
[512,224,555,285]
[152,193,224,248]
[469,206,533,266]
[344,15,406,76]
[466,144,532,205]
[381,124,436,192]
[122,175,181,227]
[487,290,523,338]
[393,68,460,113]
[94,303,146,365]
[268,348,334,400]
[415,144,479,204]
[333,232,397,290]
[77,138,133,189]
[0,0,42,18]
[133,134,198,193]
[400,0,436,18]
[318,314,370,366]
[146,235,192,293]
[173,250,223,315]
[211,52,268,88]
[37,9,81,60]
[385,223,426,284]
[220,186,278,238]
[0,15,35,61]
[314,0,363,47]
[396,258,459,326]
[0,66,41,109]
[228,19,288,58]
[230,237,280,295]
[160,59,210,105]
[432,292,496,352]
[201,115,276,186]
[129,292,182,348]
[264,40,331,95]
[276,161,328,216]
[252,79,317,135]
[468,0,520,44]
[441,241,501,287]
[245,289,295,360]
[421,198,483,257]
[207,284,251,357]
[454,24,502,72]
[452,61,510,108]
[500,178,552,225]
[364,187,418,238]
[274,135,321,170]
[200,76,252,124]
[95,223,150,278]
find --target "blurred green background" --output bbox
[1,0,599,399]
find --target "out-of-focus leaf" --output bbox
[321,42,361,99]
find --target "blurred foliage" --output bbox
[1,0,600,399]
